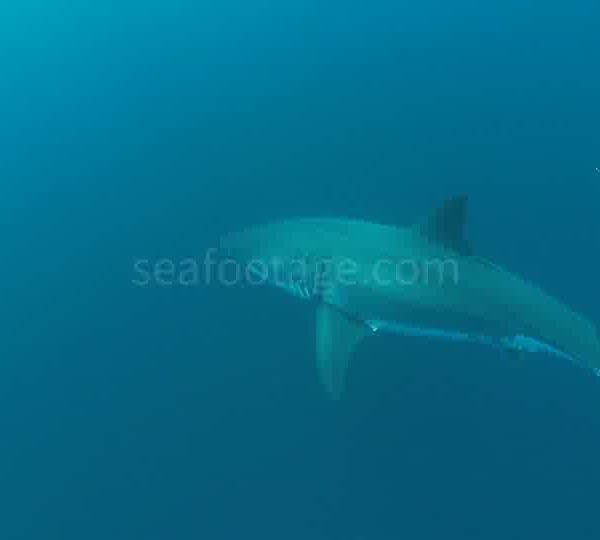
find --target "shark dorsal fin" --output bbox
[316,304,371,399]
[417,195,472,256]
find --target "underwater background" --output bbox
[2,2,600,539]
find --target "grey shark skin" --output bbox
[219,196,600,398]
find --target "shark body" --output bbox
[220,197,600,398]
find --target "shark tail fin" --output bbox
[316,304,371,399]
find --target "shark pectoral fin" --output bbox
[316,304,371,399]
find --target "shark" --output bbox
[219,196,600,398]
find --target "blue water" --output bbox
[2,3,600,539]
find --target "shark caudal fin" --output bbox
[316,304,371,399]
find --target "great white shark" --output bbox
[219,196,600,398]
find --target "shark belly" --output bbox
[321,280,578,364]
[366,318,576,363]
